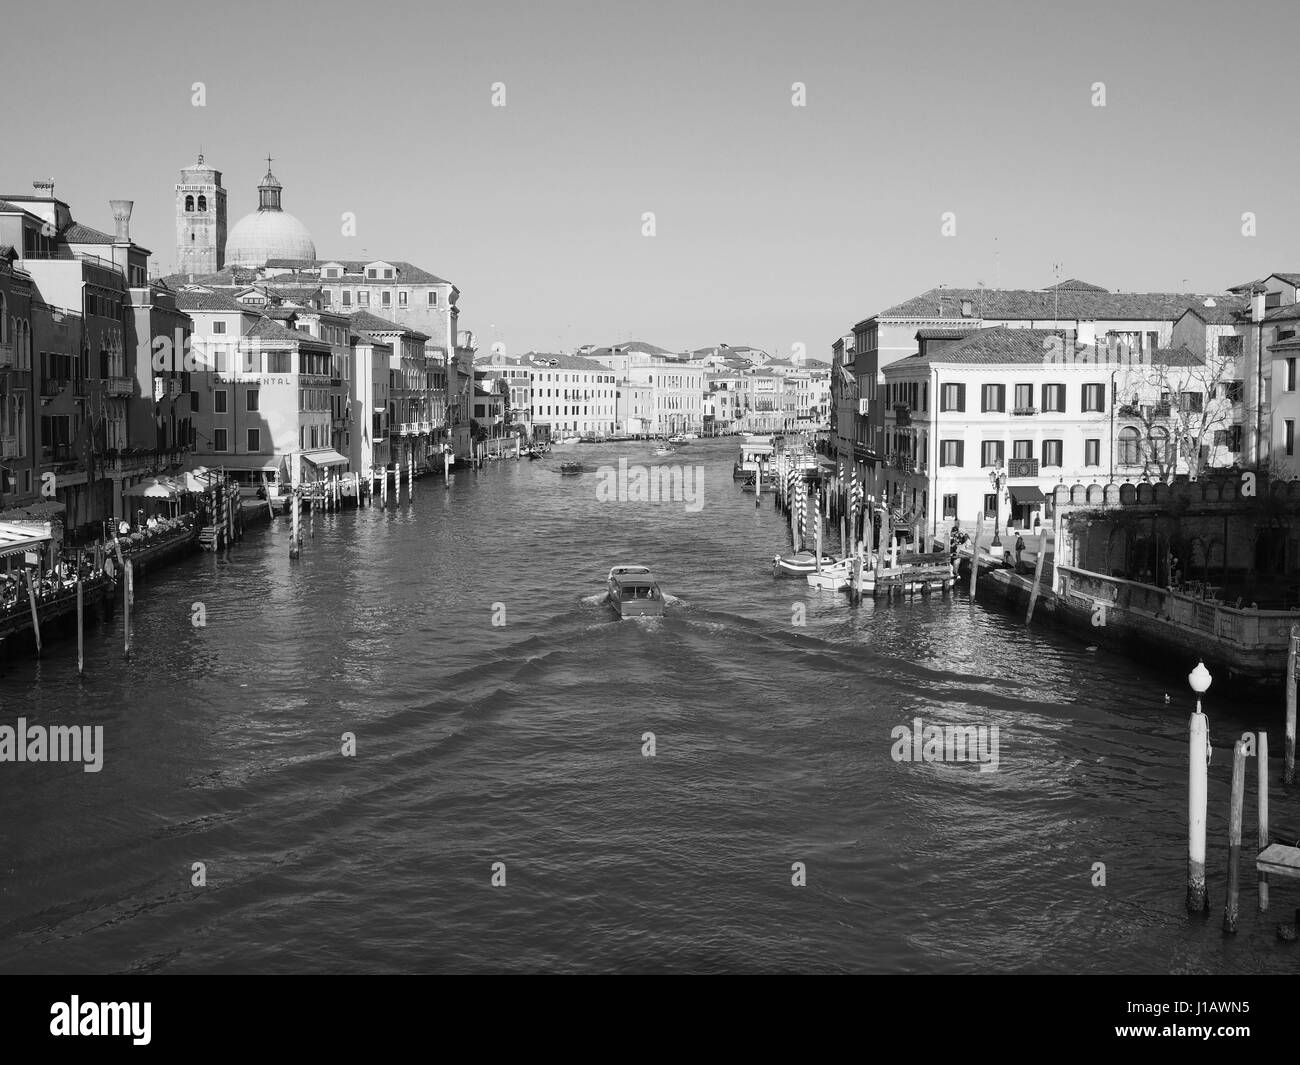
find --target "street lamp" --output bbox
[1188,659,1212,711]
[1186,658,1212,913]
[989,461,1007,547]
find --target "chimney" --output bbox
[110,200,134,242]
[1251,290,1266,323]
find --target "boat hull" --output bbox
[772,552,838,577]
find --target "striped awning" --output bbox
[0,521,52,560]
[301,449,349,468]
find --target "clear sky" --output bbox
[1,0,1295,357]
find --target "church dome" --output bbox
[224,161,315,268]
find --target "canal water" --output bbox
[0,438,1293,973]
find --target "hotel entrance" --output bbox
[1008,485,1046,530]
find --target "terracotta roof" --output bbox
[1270,273,1300,286]
[865,287,1232,325]
[1263,304,1300,323]
[1180,299,1250,325]
[265,258,451,285]
[607,339,677,355]
[882,327,1205,371]
[246,316,331,349]
[1044,279,1110,292]
[0,200,28,214]
[174,288,252,313]
[60,221,117,244]
[915,327,979,340]
[347,309,430,341]
[517,351,616,372]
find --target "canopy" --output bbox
[0,520,52,560]
[122,476,181,499]
[301,449,349,468]
[211,456,280,472]
[1009,485,1047,504]
[173,469,214,492]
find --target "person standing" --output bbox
[1015,532,1026,572]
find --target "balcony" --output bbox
[1012,406,1038,416]
[893,404,912,427]
[103,376,132,397]
[1006,458,1039,478]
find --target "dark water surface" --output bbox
[0,438,1292,973]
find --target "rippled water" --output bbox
[0,438,1293,973]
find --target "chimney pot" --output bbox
[110,200,134,242]
[1251,291,1266,323]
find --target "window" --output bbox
[942,494,958,519]
[939,440,964,467]
[247,389,260,412]
[1146,331,1158,352]
[981,383,1005,412]
[1178,392,1203,413]
[381,292,391,307]
[1083,438,1101,466]
[1013,439,1033,459]
[1081,383,1105,412]
[983,493,998,519]
[191,390,199,412]
[399,291,408,306]
[214,389,228,414]
[322,290,332,306]
[1287,420,1295,457]
[358,291,370,307]
[213,321,226,335]
[342,291,352,307]
[427,291,438,306]
[1014,383,1033,410]
[197,195,207,212]
[1042,439,1063,467]
[383,269,393,279]
[247,428,260,452]
[1218,335,1243,359]
[980,440,1004,467]
[1148,426,1171,465]
[1214,426,1243,453]
[213,427,228,452]
[1287,358,1296,392]
[940,383,965,412]
[367,268,378,279]
[267,351,290,373]
[184,195,194,212]
[1042,383,1065,412]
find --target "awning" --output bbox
[1009,485,1047,504]
[0,521,52,560]
[301,449,349,468]
[211,456,281,472]
[122,476,181,499]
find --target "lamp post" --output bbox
[1187,659,1213,913]
[989,461,1007,548]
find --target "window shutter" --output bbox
[957,383,966,412]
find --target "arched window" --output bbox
[197,195,207,212]
[185,195,195,212]
[1118,426,1141,466]
[1148,426,1171,466]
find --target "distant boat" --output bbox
[667,433,688,444]
[557,435,581,445]
[560,461,583,475]
[607,565,665,619]
[653,444,675,456]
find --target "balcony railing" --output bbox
[1006,457,1040,478]
[103,376,132,396]
[1012,406,1038,416]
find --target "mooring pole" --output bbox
[1224,739,1246,933]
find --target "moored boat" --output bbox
[733,434,775,479]
[772,550,838,577]
[607,564,666,619]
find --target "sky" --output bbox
[1,0,1296,357]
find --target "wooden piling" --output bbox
[443,451,450,490]
[968,514,982,599]
[1259,730,1270,911]
[25,569,41,656]
[814,489,822,574]
[1286,624,1297,785]
[1224,739,1246,932]
[1187,707,1209,913]
[76,562,84,676]
[122,560,132,659]
[1025,530,1051,624]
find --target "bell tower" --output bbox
[175,153,227,275]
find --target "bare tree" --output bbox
[1113,350,1239,480]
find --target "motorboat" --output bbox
[557,435,581,445]
[667,433,688,444]
[772,550,838,577]
[733,435,775,479]
[653,444,675,457]
[560,461,584,475]
[607,565,665,619]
